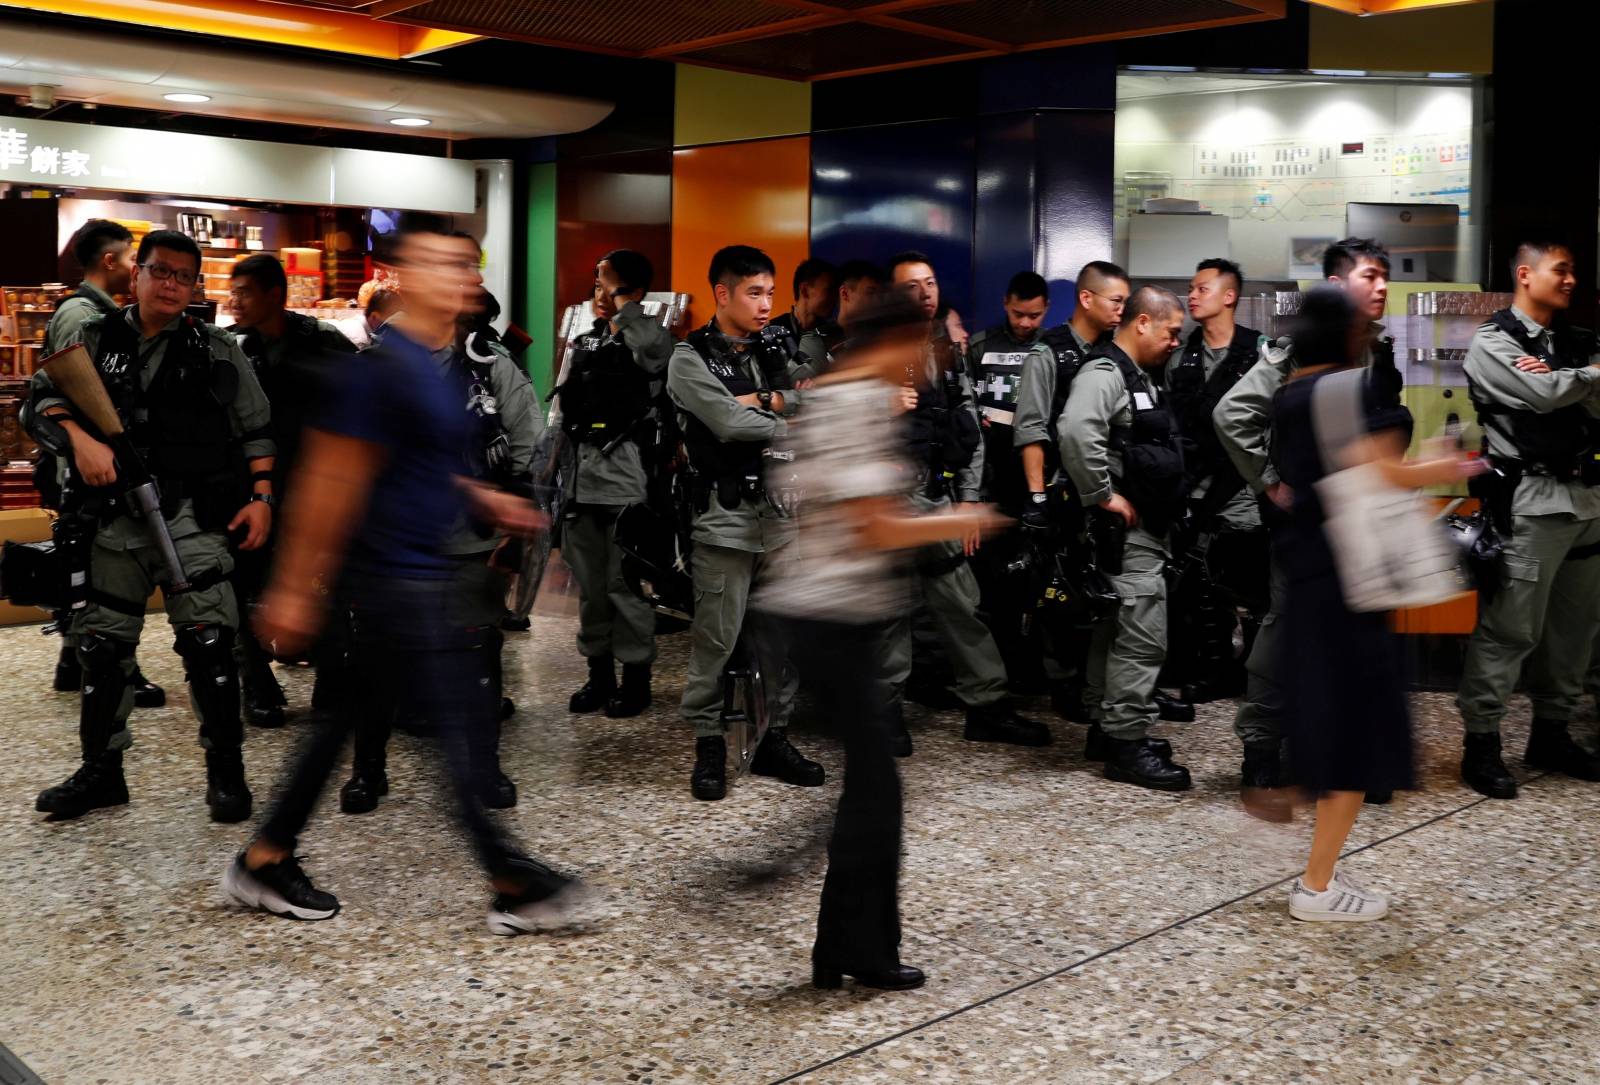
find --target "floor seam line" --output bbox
[767,778,1539,1085]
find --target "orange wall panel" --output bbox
[671,137,812,333]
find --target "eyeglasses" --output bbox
[140,263,198,288]
[1085,289,1128,308]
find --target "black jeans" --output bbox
[769,614,903,970]
[259,571,560,891]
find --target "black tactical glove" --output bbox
[1021,492,1051,532]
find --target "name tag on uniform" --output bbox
[1132,392,1154,411]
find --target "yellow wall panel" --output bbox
[674,66,811,148]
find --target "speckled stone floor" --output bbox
[3,572,1598,1084]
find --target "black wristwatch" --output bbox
[757,390,774,411]
[248,493,276,507]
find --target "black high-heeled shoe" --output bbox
[811,960,926,991]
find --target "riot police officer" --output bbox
[340,232,546,814]
[227,253,357,728]
[793,260,884,382]
[1012,260,1127,722]
[559,250,674,718]
[669,245,824,801]
[769,258,836,366]
[1456,241,1600,799]
[40,219,165,709]
[29,229,274,822]
[1215,237,1398,795]
[885,251,1049,754]
[1057,286,1191,790]
[1165,259,1264,705]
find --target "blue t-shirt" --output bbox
[315,326,468,579]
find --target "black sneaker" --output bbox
[223,852,339,920]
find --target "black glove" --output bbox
[1021,492,1050,532]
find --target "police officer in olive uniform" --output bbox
[29,229,274,823]
[886,252,1049,754]
[1165,258,1264,705]
[1057,286,1191,790]
[793,259,885,383]
[341,236,546,815]
[1456,241,1600,800]
[40,219,167,709]
[966,271,1050,691]
[1214,238,1399,795]
[559,250,674,718]
[227,253,357,728]
[1013,261,1127,722]
[769,258,835,369]
[669,245,824,801]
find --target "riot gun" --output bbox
[40,344,193,593]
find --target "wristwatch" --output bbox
[757,390,774,411]
[248,493,276,507]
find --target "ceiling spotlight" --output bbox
[388,116,432,127]
[163,92,212,104]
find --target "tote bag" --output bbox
[1310,369,1464,612]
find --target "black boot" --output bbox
[53,642,81,692]
[606,663,652,719]
[1103,735,1192,791]
[1524,718,1600,781]
[243,696,285,728]
[481,772,518,809]
[340,755,390,814]
[889,708,913,759]
[1084,720,1171,762]
[691,735,727,801]
[1153,691,1195,723]
[1461,732,1518,799]
[751,729,826,787]
[964,702,1052,747]
[204,748,253,823]
[131,667,167,709]
[36,751,128,819]
[569,655,616,714]
[1240,744,1282,789]
[812,952,926,991]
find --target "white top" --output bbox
[755,376,913,625]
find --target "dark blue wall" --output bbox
[1034,110,1117,314]
[972,113,1036,333]
[810,119,978,322]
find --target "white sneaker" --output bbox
[1332,866,1391,904]
[486,880,604,936]
[1288,876,1389,922]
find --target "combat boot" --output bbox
[1461,732,1518,799]
[1524,719,1600,782]
[691,735,727,801]
[751,729,825,786]
[1240,744,1282,789]
[1103,736,1192,791]
[131,666,167,709]
[606,663,652,719]
[36,751,128,820]
[340,761,390,814]
[964,701,1052,747]
[205,748,253,823]
[1085,720,1170,762]
[1153,690,1195,723]
[569,655,616,714]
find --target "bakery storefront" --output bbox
[0,116,478,619]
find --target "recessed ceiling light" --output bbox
[388,116,431,127]
[163,92,212,104]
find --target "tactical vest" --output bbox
[557,319,656,447]
[765,312,804,363]
[905,332,980,499]
[95,308,242,528]
[453,334,520,488]
[1040,325,1111,476]
[971,327,1037,426]
[1166,323,1261,516]
[239,313,355,488]
[1104,346,1187,536]
[1469,308,1600,478]
[680,324,781,510]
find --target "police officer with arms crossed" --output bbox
[560,250,674,719]
[226,253,357,728]
[29,228,274,822]
[1165,258,1264,705]
[1058,286,1192,790]
[671,245,825,801]
[40,219,165,709]
[340,231,545,814]
[794,259,885,383]
[1455,241,1600,799]
[886,251,1049,753]
[1214,237,1399,797]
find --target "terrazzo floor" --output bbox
[3,571,1598,1084]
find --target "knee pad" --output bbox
[174,624,237,679]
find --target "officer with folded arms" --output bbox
[1057,286,1192,790]
[1456,240,1600,799]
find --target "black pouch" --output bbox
[0,540,66,608]
[1090,508,1126,576]
[716,476,742,510]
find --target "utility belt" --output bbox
[689,470,767,514]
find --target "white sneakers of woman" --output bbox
[1288,867,1391,922]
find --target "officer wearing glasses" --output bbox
[28,229,275,824]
